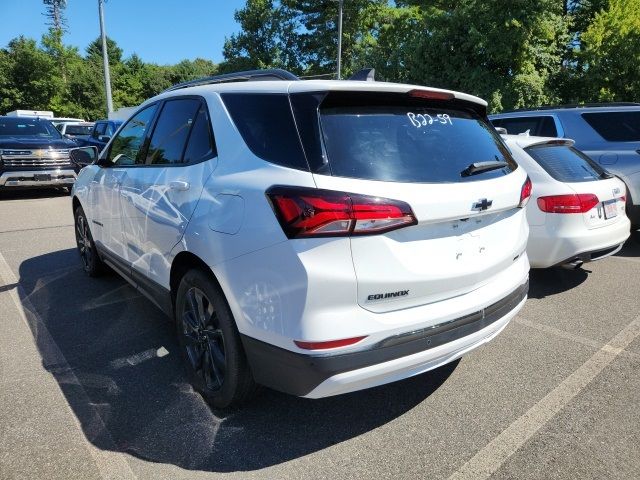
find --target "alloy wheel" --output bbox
[181,287,226,391]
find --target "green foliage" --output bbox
[2,0,639,119]
[580,0,640,101]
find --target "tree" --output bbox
[219,0,301,73]
[407,0,569,112]
[580,0,640,101]
[0,37,57,113]
[87,36,123,66]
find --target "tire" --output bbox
[175,269,257,409]
[74,206,106,277]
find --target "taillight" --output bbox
[537,194,600,213]
[519,176,532,208]
[267,186,417,238]
[294,336,367,350]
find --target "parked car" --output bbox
[503,134,630,268]
[71,69,531,408]
[489,104,640,230]
[51,117,84,129]
[0,116,77,190]
[81,119,123,151]
[57,121,95,143]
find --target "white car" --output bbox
[57,121,95,140]
[71,69,530,408]
[503,134,630,268]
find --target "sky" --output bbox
[0,0,246,65]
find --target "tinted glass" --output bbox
[183,104,216,163]
[491,116,558,137]
[221,93,308,170]
[320,106,516,183]
[107,105,157,165]
[65,125,93,136]
[92,123,106,138]
[146,99,200,165]
[525,145,608,182]
[582,111,640,141]
[0,118,61,138]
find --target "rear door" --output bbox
[309,93,529,312]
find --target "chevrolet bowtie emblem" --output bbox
[472,198,493,211]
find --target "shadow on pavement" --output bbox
[18,248,457,472]
[0,188,69,201]
[528,267,589,299]
[615,235,640,258]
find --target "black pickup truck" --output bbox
[0,116,78,189]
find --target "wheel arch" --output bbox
[170,251,223,316]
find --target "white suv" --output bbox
[71,69,531,408]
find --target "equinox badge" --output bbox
[368,290,409,301]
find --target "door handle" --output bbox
[169,181,190,191]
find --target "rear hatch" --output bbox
[289,89,529,313]
[524,143,627,229]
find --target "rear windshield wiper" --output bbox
[460,161,509,177]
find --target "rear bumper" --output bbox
[528,217,631,268]
[241,279,528,398]
[0,168,76,188]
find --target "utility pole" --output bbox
[337,0,343,79]
[98,0,113,114]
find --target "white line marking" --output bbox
[110,346,170,369]
[515,316,640,360]
[0,252,137,480]
[448,314,640,480]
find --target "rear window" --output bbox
[491,116,558,137]
[65,125,93,136]
[582,111,640,141]
[320,105,517,183]
[221,93,308,170]
[525,145,608,182]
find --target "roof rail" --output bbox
[163,68,300,93]
[500,102,640,113]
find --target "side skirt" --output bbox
[96,243,174,319]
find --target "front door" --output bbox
[96,103,159,266]
[118,98,218,288]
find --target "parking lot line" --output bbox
[448,313,640,480]
[515,316,640,360]
[0,252,138,480]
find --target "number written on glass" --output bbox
[407,112,453,128]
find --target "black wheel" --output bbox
[175,269,256,408]
[74,206,105,276]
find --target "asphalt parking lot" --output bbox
[1,189,639,480]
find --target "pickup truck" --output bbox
[0,116,77,189]
[81,119,123,151]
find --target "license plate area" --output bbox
[33,174,51,182]
[603,199,617,219]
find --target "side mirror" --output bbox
[98,135,111,143]
[69,146,98,172]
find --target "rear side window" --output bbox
[582,111,640,141]
[147,99,200,165]
[491,116,558,137]
[183,104,217,163]
[221,93,308,170]
[525,145,608,182]
[320,105,517,183]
